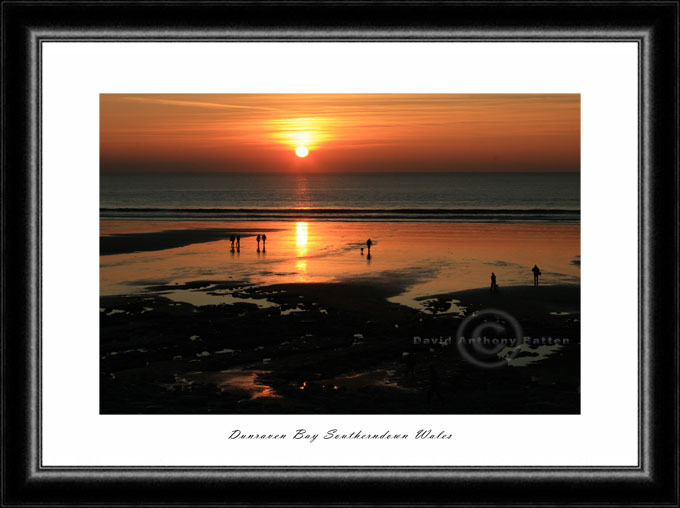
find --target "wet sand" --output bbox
[418,285,580,318]
[100,221,580,301]
[101,227,280,256]
[100,220,580,414]
[100,280,580,414]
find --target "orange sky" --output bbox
[100,94,580,173]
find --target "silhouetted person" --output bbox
[262,234,267,249]
[236,235,241,249]
[427,365,443,404]
[229,234,235,249]
[532,265,541,286]
[256,234,261,250]
[360,247,364,255]
[366,238,373,253]
[490,272,498,292]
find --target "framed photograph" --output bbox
[2,1,678,505]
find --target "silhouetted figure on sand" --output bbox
[427,365,443,404]
[366,238,373,253]
[229,234,235,249]
[360,247,364,255]
[262,234,267,249]
[236,235,241,251]
[256,234,261,251]
[532,265,541,286]
[490,272,498,292]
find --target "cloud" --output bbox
[123,96,282,112]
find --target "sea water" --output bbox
[101,172,579,223]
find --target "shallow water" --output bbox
[173,370,280,399]
[498,343,564,367]
[160,287,278,308]
[101,220,580,308]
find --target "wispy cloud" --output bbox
[123,96,283,112]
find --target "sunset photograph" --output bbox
[99,93,581,414]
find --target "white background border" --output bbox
[42,42,638,466]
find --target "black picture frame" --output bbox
[2,1,678,505]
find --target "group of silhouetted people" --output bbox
[229,233,267,252]
[229,234,241,251]
[256,234,267,252]
[490,264,542,291]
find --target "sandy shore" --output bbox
[417,284,580,317]
[100,280,580,415]
[101,227,280,256]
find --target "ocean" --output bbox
[100,172,579,223]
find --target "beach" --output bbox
[98,95,582,415]
[100,219,580,414]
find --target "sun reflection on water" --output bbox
[296,222,308,250]
[295,222,309,280]
[296,259,308,281]
[294,175,310,208]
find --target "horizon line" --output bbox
[100,170,581,175]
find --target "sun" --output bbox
[295,146,309,158]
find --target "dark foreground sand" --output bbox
[100,282,580,414]
[100,227,281,256]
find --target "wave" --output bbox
[100,207,579,223]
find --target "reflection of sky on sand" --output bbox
[160,287,278,308]
[498,343,564,367]
[101,221,580,308]
[174,370,280,399]
[295,221,309,281]
[403,297,467,316]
